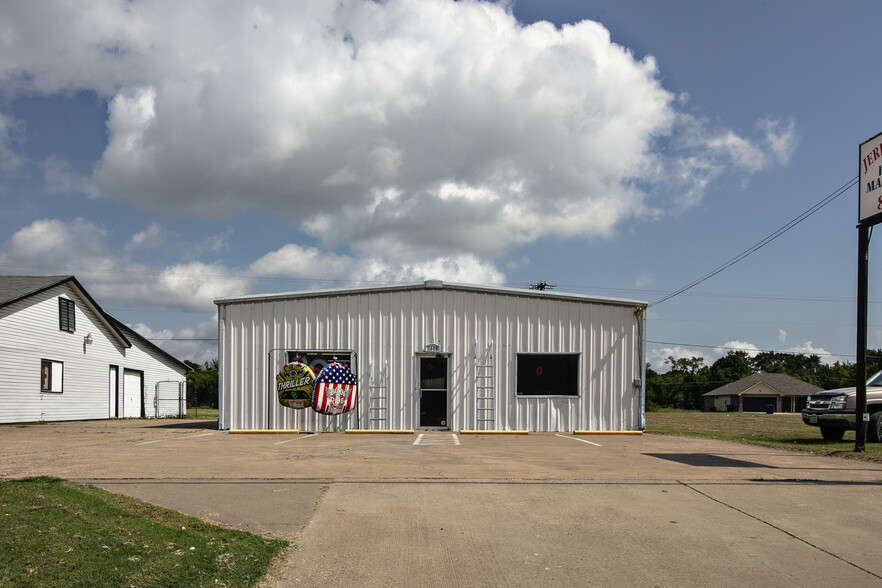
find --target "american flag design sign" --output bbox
[276,362,316,409]
[312,362,358,415]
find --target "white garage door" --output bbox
[123,370,142,418]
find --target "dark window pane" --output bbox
[516,354,579,396]
[59,298,75,332]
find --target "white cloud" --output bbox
[126,223,167,251]
[0,219,247,311]
[2,218,112,268]
[0,0,794,266]
[760,118,798,165]
[716,341,761,357]
[707,131,766,172]
[248,243,505,284]
[647,345,711,371]
[778,329,787,343]
[786,340,833,364]
[43,156,100,197]
[657,111,797,209]
[0,218,506,314]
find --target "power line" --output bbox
[649,176,859,308]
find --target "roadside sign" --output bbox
[859,131,882,225]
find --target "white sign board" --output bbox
[860,131,882,223]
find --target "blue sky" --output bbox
[1,0,880,370]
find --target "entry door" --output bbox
[123,369,143,418]
[419,356,449,429]
[109,366,119,418]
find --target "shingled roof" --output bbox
[0,275,76,308]
[703,372,822,397]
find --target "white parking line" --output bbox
[555,433,601,447]
[137,432,217,446]
[413,433,460,446]
[274,434,319,446]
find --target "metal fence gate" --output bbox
[155,381,186,418]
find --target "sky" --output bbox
[1,0,881,371]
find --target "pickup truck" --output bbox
[801,370,882,442]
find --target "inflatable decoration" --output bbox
[276,362,316,409]
[312,362,358,415]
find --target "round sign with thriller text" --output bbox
[276,362,316,409]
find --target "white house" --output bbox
[216,280,647,432]
[0,275,189,424]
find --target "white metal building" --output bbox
[0,276,189,424]
[217,280,646,433]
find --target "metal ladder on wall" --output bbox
[368,361,389,430]
[475,340,495,430]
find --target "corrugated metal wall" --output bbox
[218,284,644,432]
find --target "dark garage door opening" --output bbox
[741,396,777,412]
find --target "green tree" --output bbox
[709,350,754,385]
[814,361,854,390]
[664,356,710,410]
[751,351,822,384]
[185,358,219,408]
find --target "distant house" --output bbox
[702,373,822,413]
[0,275,189,424]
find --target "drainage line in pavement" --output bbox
[679,481,882,581]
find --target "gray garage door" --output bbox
[741,396,776,412]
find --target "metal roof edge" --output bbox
[214,279,647,308]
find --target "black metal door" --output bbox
[419,356,448,428]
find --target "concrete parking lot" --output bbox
[2,419,882,587]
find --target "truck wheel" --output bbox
[820,427,845,441]
[869,412,882,443]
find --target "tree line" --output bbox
[646,349,882,410]
[185,359,219,408]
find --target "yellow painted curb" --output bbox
[345,429,415,434]
[228,429,300,434]
[460,430,529,435]
[573,430,643,435]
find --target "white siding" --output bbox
[219,283,645,432]
[0,282,187,424]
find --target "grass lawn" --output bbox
[0,477,287,587]
[186,407,219,420]
[645,409,882,463]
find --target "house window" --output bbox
[516,353,580,397]
[59,298,75,332]
[41,359,64,393]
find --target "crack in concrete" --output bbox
[679,480,882,581]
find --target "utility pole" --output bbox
[855,224,869,452]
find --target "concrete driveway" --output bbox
[2,419,881,587]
